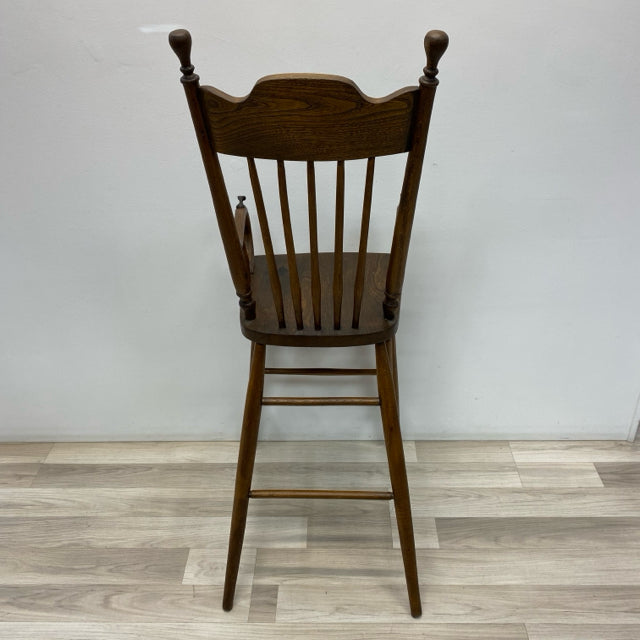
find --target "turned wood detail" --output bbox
[169,29,255,321]
[383,29,449,320]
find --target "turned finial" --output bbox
[423,30,449,84]
[169,29,198,81]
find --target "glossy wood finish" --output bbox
[249,489,393,500]
[169,28,449,617]
[247,158,284,328]
[170,27,448,342]
[261,396,380,406]
[223,343,266,611]
[376,341,421,617]
[168,29,254,322]
[276,161,303,329]
[384,30,449,321]
[242,252,393,346]
[307,161,321,329]
[353,157,375,328]
[264,367,376,376]
[333,160,345,329]
[199,77,418,161]
[233,197,254,274]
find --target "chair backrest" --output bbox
[169,29,448,329]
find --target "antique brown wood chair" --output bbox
[169,28,448,618]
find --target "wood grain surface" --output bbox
[201,77,417,161]
[0,439,638,637]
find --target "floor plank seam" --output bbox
[2,440,640,631]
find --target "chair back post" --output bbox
[383,30,448,321]
[169,29,255,320]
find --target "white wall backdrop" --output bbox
[1,1,639,441]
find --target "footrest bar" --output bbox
[262,396,380,406]
[265,367,377,376]
[249,489,393,500]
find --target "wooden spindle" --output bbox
[333,160,345,329]
[262,396,380,406]
[234,196,254,274]
[352,157,375,328]
[247,158,285,328]
[307,161,322,330]
[277,160,304,330]
[265,367,377,376]
[249,489,393,500]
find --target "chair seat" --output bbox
[241,252,398,347]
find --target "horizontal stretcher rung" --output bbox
[249,489,393,500]
[264,367,377,376]
[262,396,380,406]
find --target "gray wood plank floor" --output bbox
[0,440,639,639]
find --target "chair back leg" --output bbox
[376,340,422,618]
[389,335,400,410]
[223,341,266,611]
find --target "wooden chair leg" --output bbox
[375,340,422,618]
[222,341,266,611]
[389,334,400,408]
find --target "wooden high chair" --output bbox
[169,28,448,617]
